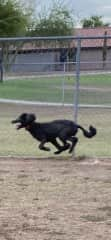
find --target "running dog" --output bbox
[12,113,97,154]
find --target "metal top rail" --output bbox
[0,35,111,42]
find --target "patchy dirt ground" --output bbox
[0,157,111,240]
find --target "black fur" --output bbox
[12,113,97,154]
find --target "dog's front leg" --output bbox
[50,139,63,154]
[39,140,50,152]
[50,139,70,154]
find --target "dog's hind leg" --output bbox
[50,139,64,154]
[39,140,50,152]
[68,136,78,153]
[56,136,70,154]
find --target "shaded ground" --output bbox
[0,157,111,240]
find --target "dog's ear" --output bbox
[26,113,36,123]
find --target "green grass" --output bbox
[80,74,111,86]
[0,77,67,102]
[0,104,111,158]
[0,73,111,158]
[0,74,111,105]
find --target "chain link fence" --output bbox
[0,35,111,157]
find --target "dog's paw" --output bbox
[54,150,62,154]
[68,148,73,154]
[54,144,70,154]
[39,146,50,151]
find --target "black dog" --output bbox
[12,113,97,154]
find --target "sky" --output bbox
[36,0,111,26]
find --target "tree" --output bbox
[0,0,33,77]
[28,2,75,72]
[81,15,110,28]
[0,0,30,37]
[29,2,75,37]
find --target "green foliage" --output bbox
[29,3,74,37]
[0,0,34,70]
[81,15,110,28]
[0,0,30,37]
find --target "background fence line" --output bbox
[0,35,111,157]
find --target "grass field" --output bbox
[0,73,111,157]
[0,102,111,158]
[0,74,111,105]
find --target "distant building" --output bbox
[74,27,111,70]
[7,27,111,74]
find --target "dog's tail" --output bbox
[77,125,97,138]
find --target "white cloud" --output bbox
[101,5,111,10]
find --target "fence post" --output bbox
[0,48,3,82]
[72,38,81,159]
[62,62,66,105]
[74,38,81,123]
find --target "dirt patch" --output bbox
[0,157,111,239]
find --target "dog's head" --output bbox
[12,113,36,130]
